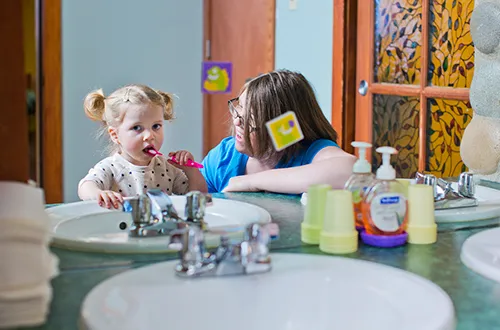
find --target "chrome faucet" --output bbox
[168,222,280,277]
[415,172,478,210]
[121,190,212,237]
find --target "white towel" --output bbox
[0,181,59,328]
[0,283,52,329]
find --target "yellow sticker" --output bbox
[265,111,304,151]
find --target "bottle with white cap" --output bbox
[360,147,408,247]
[344,141,375,230]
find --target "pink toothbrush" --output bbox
[145,148,163,156]
[170,155,204,169]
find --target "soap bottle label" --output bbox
[370,193,406,232]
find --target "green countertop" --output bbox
[15,186,500,330]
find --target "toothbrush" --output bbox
[170,155,204,169]
[145,148,163,156]
[145,147,203,168]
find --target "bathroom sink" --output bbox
[436,182,500,223]
[301,182,500,223]
[80,253,455,330]
[46,197,271,253]
[461,227,500,283]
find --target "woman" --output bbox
[201,70,356,194]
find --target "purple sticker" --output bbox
[201,61,232,94]
[288,120,294,127]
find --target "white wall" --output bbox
[275,0,334,122]
[62,0,203,202]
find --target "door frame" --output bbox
[202,0,211,156]
[331,0,358,154]
[38,0,62,203]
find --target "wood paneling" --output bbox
[332,0,357,153]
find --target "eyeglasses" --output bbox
[228,97,257,132]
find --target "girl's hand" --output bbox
[97,190,124,209]
[168,150,195,168]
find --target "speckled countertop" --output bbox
[15,181,500,329]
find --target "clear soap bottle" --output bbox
[344,142,375,230]
[361,147,408,236]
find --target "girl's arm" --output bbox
[223,147,356,194]
[78,181,124,208]
[78,181,103,200]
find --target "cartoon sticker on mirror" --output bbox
[202,61,232,94]
[266,111,304,151]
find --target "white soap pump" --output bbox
[351,142,373,174]
[344,141,375,230]
[375,146,397,180]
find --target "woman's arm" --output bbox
[223,147,356,194]
[184,168,208,193]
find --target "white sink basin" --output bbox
[80,253,455,330]
[437,183,500,223]
[461,227,500,283]
[46,197,271,253]
[301,182,500,223]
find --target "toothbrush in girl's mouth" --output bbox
[169,155,204,169]
[144,147,163,156]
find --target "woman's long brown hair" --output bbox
[242,70,338,166]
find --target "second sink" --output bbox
[47,196,271,254]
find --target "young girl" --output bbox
[78,84,207,209]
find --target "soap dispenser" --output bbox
[344,141,375,230]
[360,147,408,248]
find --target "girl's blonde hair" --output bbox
[83,84,175,153]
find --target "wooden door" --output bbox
[355,0,475,179]
[203,0,275,155]
[0,1,30,182]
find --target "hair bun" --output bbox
[84,89,106,121]
[156,90,175,120]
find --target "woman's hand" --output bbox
[222,175,259,192]
[168,150,195,168]
[97,190,123,209]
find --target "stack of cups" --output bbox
[301,184,331,244]
[0,182,59,328]
[407,184,437,244]
[320,190,358,254]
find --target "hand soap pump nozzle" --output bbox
[351,142,372,174]
[375,146,397,180]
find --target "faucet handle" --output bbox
[242,223,279,266]
[245,223,280,242]
[167,223,192,250]
[415,171,425,184]
[122,194,151,225]
[415,172,451,200]
[146,189,181,221]
[184,191,212,228]
[415,173,439,198]
[458,172,475,198]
